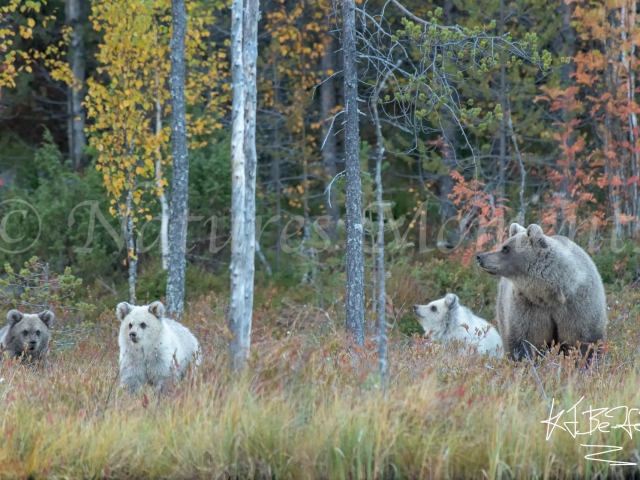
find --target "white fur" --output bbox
[414,293,503,357]
[117,301,200,394]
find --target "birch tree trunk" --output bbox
[66,0,86,170]
[166,0,189,317]
[155,70,170,270]
[621,5,639,233]
[228,0,260,372]
[241,0,259,361]
[321,38,340,239]
[372,70,394,388]
[125,188,137,305]
[342,0,365,346]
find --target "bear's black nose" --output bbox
[477,253,484,263]
[413,305,418,313]
[28,340,36,346]
[129,332,137,340]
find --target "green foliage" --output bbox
[591,242,639,287]
[0,256,92,312]
[135,263,228,306]
[0,130,123,279]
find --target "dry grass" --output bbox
[1,289,640,479]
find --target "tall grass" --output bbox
[1,287,640,479]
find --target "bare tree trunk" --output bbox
[242,0,259,353]
[229,0,246,372]
[507,99,526,224]
[321,37,340,239]
[166,0,190,318]
[272,63,282,271]
[605,109,622,238]
[439,0,458,237]
[155,70,170,270]
[556,0,576,234]
[372,82,388,388]
[498,0,507,202]
[300,118,316,284]
[125,188,137,305]
[622,5,639,234]
[66,0,86,170]
[342,0,364,347]
[256,241,272,276]
[370,208,376,315]
[229,0,259,372]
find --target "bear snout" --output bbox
[28,340,37,349]
[476,253,484,264]
[413,305,419,313]
[129,332,138,342]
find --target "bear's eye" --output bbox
[129,323,132,329]
[36,330,40,336]
[430,306,437,312]
[140,322,146,329]
[502,246,510,254]
[22,330,28,336]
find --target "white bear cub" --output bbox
[413,293,502,357]
[117,300,200,393]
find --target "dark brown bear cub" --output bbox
[0,310,53,363]
[477,223,607,361]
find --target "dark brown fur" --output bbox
[0,310,53,364]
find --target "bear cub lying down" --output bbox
[117,301,200,394]
[413,293,503,357]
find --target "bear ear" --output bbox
[38,310,54,327]
[116,302,132,322]
[509,223,526,237]
[527,224,545,242]
[148,301,164,319]
[7,310,23,326]
[444,293,459,308]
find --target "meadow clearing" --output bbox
[1,260,639,480]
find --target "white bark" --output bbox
[242,0,259,361]
[229,0,259,373]
[155,71,170,270]
[371,69,394,388]
[622,6,639,232]
[125,188,137,305]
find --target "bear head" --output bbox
[413,293,459,336]
[117,301,165,348]
[476,223,549,279]
[3,309,53,357]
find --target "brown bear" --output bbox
[0,310,53,363]
[477,223,607,361]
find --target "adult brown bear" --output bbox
[477,223,607,361]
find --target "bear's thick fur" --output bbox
[413,293,503,357]
[0,309,53,363]
[117,301,200,394]
[477,223,607,361]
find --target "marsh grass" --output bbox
[1,287,640,479]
